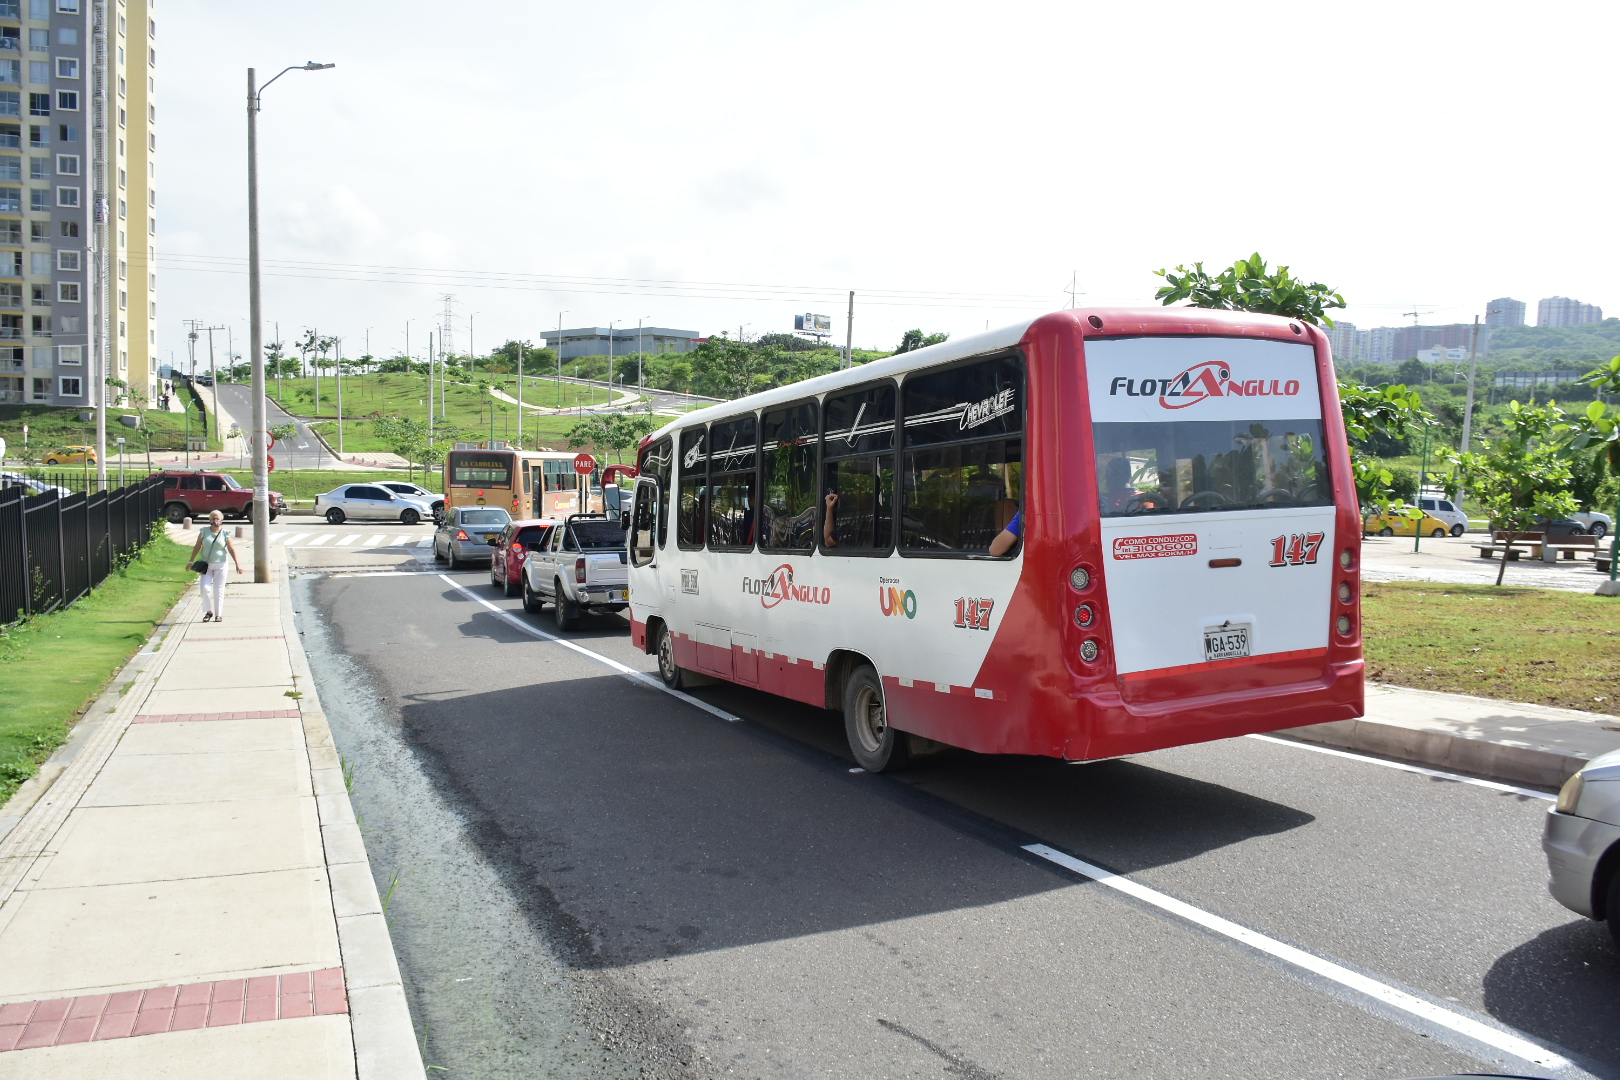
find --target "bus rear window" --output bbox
[1085,336,1330,516]
[449,452,511,488]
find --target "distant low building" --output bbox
[1536,296,1603,327]
[1494,369,1579,389]
[1486,298,1526,327]
[541,326,701,361]
[1416,347,1468,363]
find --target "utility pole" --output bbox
[335,337,343,457]
[1461,315,1483,454]
[427,331,434,444]
[607,321,616,397]
[556,312,566,409]
[515,340,524,448]
[198,325,226,440]
[844,291,855,369]
[637,315,650,391]
[90,0,108,485]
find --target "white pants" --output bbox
[200,563,228,619]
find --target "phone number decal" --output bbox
[1110,533,1199,560]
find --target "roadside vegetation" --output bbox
[1361,582,1620,716]
[0,533,193,803]
[0,396,221,463]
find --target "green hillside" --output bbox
[1488,319,1620,367]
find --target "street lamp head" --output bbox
[304,62,336,70]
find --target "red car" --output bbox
[162,470,286,523]
[489,518,559,597]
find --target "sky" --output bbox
[158,0,1620,369]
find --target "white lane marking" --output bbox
[304,534,333,546]
[392,535,416,547]
[279,533,310,546]
[1245,734,1554,801]
[416,538,433,548]
[1023,843,1570,1070]
[436,575,742,725]
[336,534,361,546]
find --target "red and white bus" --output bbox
[625,308,1363,771]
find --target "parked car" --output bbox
[1416,496,1469,537]
[489,518,558,597]
[376,480,446,524]
[1543,747,1620,948]
[1500,518,1586,538]
[162,470,286,523]
[434,506,512,568]
[193,374,214,386]
[1570,510,1613,539]
[1363,509,1451,538]
[42,445,96,466]
[520,513,628,629]
[0,471,72,496]
[314,483,433,525]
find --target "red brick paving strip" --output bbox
[131,709,302,724]
[0,968,346,1051]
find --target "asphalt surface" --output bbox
[267,523,1620,1079]
[214,382,345,469]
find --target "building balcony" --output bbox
[0,327,21,340]
[0,388,24,403]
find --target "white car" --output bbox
[375,480,446,523]
[1570,510,1612,539]
[314,483,436,525]
[1416,496,1469,537]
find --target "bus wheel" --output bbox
[844,665,910,773]
[656,624,687,689]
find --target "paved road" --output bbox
[214,382,345,470]
[253,524,1620,1078]
[1360,534,1613,593]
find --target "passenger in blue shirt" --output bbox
[988,510,1021,556]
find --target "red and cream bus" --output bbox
[625,307,1363,771]
[444,446,604,519]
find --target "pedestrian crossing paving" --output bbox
[276,532,433,549]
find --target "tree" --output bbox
[566,411,659,464]
[895,330,949,354]
[1339,382,1434,514]
[1153,252,1346,327]
[690,335,779,399]
[1448,401,1580,585]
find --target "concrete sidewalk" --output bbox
[1284,682,1620,789]
[0,534,422,1078]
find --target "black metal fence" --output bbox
[0,472,168,625]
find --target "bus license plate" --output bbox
[1203,625,1250,662]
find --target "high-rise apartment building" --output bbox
[0,0,153,411]
[1537,296,1603,327]
[1485,298,1525,328]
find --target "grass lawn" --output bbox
[0,534,194,803]
[0,398,223,459]
[216,467,444,508]
[264,374,636,459]
[1361,581,1620,715]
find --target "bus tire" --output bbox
[553,581,580,630]
[843,664,910,773]
[522,575,544,614]
[656,623,688,689]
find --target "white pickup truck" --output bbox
[520,513,630,629]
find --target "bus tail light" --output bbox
[1073,603,1095,628]
[1069,566,1092,591]
[575,557,586,583]
[1336,614,1353,637]
[1079,639,1101,663]
[455,529,470,541]
[1337,581,1353,604]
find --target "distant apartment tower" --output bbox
[1537,296,1603,327]
[0,0,154,410]
[1485,298,1525,328]
[1325,320,1363,363]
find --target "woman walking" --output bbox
[190,510,242,623]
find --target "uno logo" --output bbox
[879,586,917,619]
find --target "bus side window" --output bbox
[677,426,708,550]
[639,437,674,549]
[759,401,817,553]
[707,415,758,551]
[821,381,897,553]
[899,353,1025,556]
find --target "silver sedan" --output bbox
[315,483,435,525]
[1543,747,1620,947]
[434,506,512,568]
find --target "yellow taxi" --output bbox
[1363,508,1450,538]
[42,445,98,465]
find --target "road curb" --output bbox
[274,544,426,1080]
[1274,717,1586,790]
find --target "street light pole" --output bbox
[637,315,650,391]
[248,61,334,582]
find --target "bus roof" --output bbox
[644,306,1316,443]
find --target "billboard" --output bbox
[795,313,832,334]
